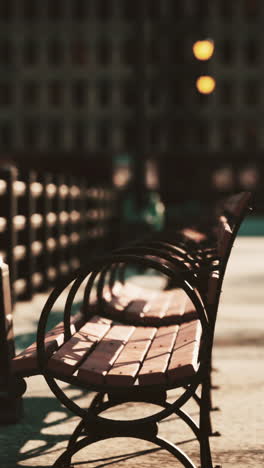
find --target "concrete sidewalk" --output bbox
[1,237,264,467]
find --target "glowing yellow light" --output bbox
[193,40,214,61]
[196,76,216,94]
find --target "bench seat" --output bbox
[11,312,85,375]
[12,290,201,389]
[94,282,199,326]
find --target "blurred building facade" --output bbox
[0,0,263,154]
[0,0,263,231]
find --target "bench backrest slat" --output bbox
[207,191,251,313]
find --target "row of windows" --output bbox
[171,81,263,107]
[146,123,261,149]
[0,0,261,21]
[0,80,261,109]
[0,122,133,149]
[0,82,137,108]
[0,40,165,68]
[0,38,261,68]
[0,121,261,150]
[0,0,135,21]
[217,39,260,65]
[0,39,139,67]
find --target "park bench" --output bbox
[89,192,251,326]
[90,191,251,421]
[4,192,251,467]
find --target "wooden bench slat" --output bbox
[161,289,188,321]
[105,327,157,386]
[167,320,202,383]
[207,270,220,306]
[139,291,174,324]
[121,282,154,300]
[123,299,149,322]
[76,325,135,385]
[104,286,191,325]
[223,192,251,217]
[88,284,131,318]
[217,217,232,257]
[102,288,131,318]
[124,288,158,321]
[47,319,111,376]
[181,228,207,243]
[178,295,198,321]
[11,313,84,375]
[108,282,160,304]
[219,225,232,258]
[100,286,196,326]
[138,325,179,386]
[89,315,112,325]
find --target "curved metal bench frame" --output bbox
[10,191,251,468]
[35,254,214,468]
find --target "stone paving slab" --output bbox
[0,237,263,467]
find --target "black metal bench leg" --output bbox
[66,393,107,452]
[53,433,197,468]
[209,369,220,410]
[184,380,219,437]
[199,379,214,468]
[204,374,221,437]
[90,392,105,410]
[67,420,85,450]
[66,393,106,451]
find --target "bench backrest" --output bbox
[217,192,251,268]
[220,191,251,235]
[207,191,251,318]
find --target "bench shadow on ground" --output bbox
[1,389,197,467]
[71,435,197,468]
[1,395,196,468]
[1,394,73,468]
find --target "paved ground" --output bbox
[1,237,264,467]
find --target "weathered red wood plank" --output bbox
[138,325,179,386]
[106,327,157,386]
[207,270,220,306]
[167,320,202,383]
[223,192,250,217]
[141,291,174,324]
[102,287,131,318]
[77,325,135,385]
[11,313,84,375]
[122,282,155,301]
[163,289,188,320]
[123,299,149,322]
[219,226,232,258]
[217,217,232,258]
[181,228,207,243]
[89,315,112,325]
[48,319,111,376]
